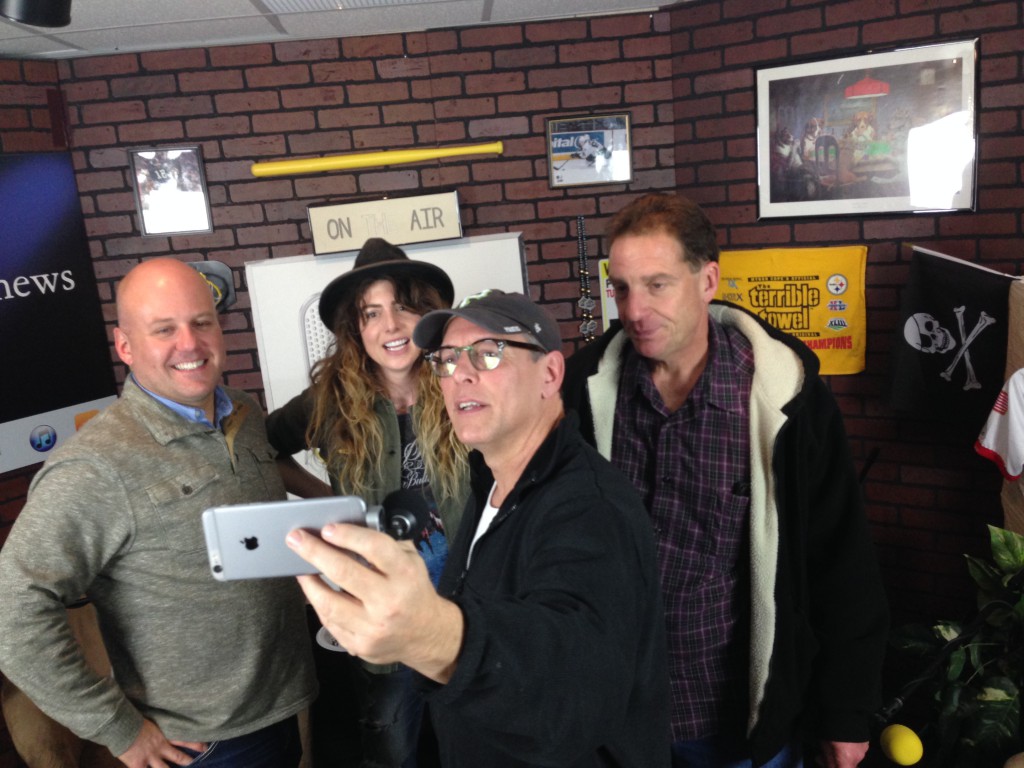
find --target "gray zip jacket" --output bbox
[0,379,316,757]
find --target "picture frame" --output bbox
[129,145,213,236]
[756,39,977,219]
[546,112,632,188]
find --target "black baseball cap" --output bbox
[413,289,561,352]
[318,238,455,329]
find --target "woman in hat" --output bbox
[266,238,468,768]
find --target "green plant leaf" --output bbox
[947,646,967,681]
[988,525,1024,574]
[967,553,1004,593]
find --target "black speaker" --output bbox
[0,0,71,27]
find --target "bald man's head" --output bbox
[113,259,226,416]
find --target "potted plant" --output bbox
[887,525,1024,767]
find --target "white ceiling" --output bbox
[0,0,680,60]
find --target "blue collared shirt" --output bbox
[130,374,234,429]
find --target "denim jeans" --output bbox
[179,715,301,768]
[671,736,802,768]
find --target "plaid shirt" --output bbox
[611,319,754,741]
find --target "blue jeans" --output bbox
[671,736,802,768]
[179,715,301,768]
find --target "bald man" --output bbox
[0,259,315,768]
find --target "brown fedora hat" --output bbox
[317,238,455,328]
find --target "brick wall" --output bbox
[666,0,1024,626]
[0,0,1022,760]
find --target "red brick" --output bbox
[0,109,29,129]
[141,48,208,71]
[862,16,936,46]
[215,91,281,113]
[592,60,653,85]
[755,8,823,38]
[983,83,1024,109]
[311,61,377,84]
[350,125,414,150]
[412,76,462,99]
[282,86,346,109]
[723,38,789,67]
[185,115,251,138]
[558,41,621,64]
[22,60,59,83]
[561,86,624,109]
[237,224,299,245]
[459,25,520,48]
[117,121,184,143]
[694,20,754,49]
[411,30,458,55]
[341,35,405,58]
[346,81,405,105]
[786,27,860,57]
[275,38,340,62]
[497,92,559,115]
[288,131,353,155]
[149,96,214,118]
[245,64,311,88]
[0,59,22,82]
[426,52,493,75]
[434,97,496,120]
[359,169,420,193]
[592,12,654,38]
[623,36,672,59]
[940,2,1020,34]
[377,58,431,80]
[495,47,557,70]
[179,70,245,93]
[62,80,110,102]
[527,67,590,90]
[209,45,274,67]
[252,111,316,134]
[72,54,140,79]
[526,20,587,43]
[319,106,381,129]
[221,135,287,158]
[823,0,896,25]
[465,72,525,96]
[381,103,435,124]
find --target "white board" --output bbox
[245,232,527,415]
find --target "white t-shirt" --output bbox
[468,482,500,567]
[976,368,1024,480]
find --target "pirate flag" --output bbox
[890,246,1015,427]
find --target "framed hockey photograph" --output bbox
[756,39,977,218]
[129,145,213,236]
[546,113,632,188]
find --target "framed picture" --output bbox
[756,39,977,218]
[546,112,632,188]
[129,146,213,236]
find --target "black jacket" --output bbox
[562,305,888,765]
[421,413,671,768]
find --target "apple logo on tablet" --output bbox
[242,537,259,550]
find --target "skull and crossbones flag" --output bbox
[890,246,1015,426]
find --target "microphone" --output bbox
[381,488,428,541]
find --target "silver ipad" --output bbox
[202,496,378,581]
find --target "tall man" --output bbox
[562,194,888,768]
[0,258,316,768]
[287,290,670,767]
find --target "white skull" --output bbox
[904,313,956,354]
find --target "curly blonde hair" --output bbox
[306,274,467,500]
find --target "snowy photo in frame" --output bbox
[546,113,632,188]
[130,145,213,236]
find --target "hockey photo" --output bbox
[546,112,632,188]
